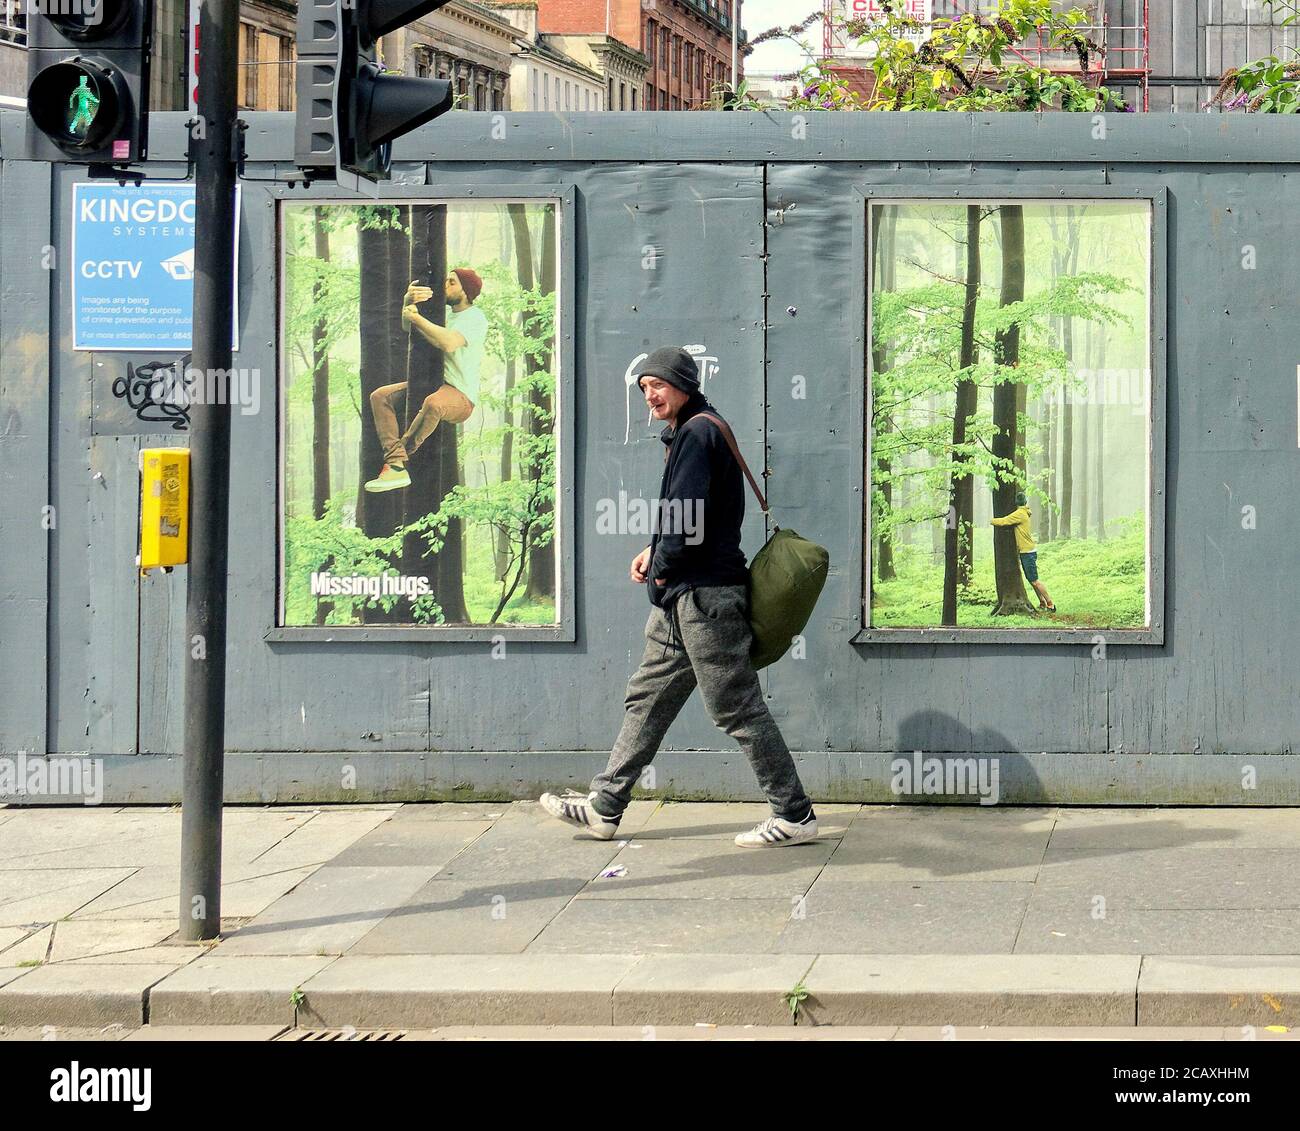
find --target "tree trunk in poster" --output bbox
[356,209,401,541]
[873,205,898,583]
[400,203,468,624]
[311,208,332,625]
[943,205,980,626]
[992,205,1033,616]
[525,205,556,602]
[502,204,535,584]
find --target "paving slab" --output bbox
[65,946,216,966]
[1049,808,1300,851]
[635,802,857,841]
[414,802,511,821]
[774,881,1032,954]
[611,954,816,1026]
[1035,847,1300,909]
[0,808,323,870]
[211,865,441,956]
[802,954,1141,1027]
[46,919,177,963]
[431,826,631,886]
[124,1025,289,1041]
[0,967,33,990]
[529,897,797,954]
[576,837,837,901]
[1,925,52,965]
[350,875,582,955]
[0,868,136,925]
[243,809,401,869]
[297,954,641,1027]
[823,810,1054,882]
[0,963,181,1027]
[0,927,30,954]
[149,956,338,1025]
[1016,901,1300,954]
[320,815,491,869]
[1138,956,1300,1027]
[70,865,318,920]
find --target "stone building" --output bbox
[533,0,747,110]
[489,2,610,111]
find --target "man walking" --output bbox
[541,346,818,848]
[364,268,488,492]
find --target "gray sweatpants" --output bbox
[589,585,812,822]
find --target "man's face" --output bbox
[641,376,689,423]
[445,274,465,304]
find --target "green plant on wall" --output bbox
[1211,1,1300,112]
[725,0,1125,113]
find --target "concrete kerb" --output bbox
[10,954,1300,1029]
[1137,956,1300,1028]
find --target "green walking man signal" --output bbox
[68,74,101,139]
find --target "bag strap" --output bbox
[689,412,770,517]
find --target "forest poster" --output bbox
[868,200,1152,631]
[279,200,560,629]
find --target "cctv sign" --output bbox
[71,183,241,351]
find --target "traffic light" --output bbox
[296,0,456,187]
[25,0,152,165]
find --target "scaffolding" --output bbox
[823,0,1151,110]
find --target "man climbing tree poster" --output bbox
[279,200,560,628]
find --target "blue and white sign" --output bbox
[72,182,241,352]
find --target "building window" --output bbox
[661,28,668,69]
[696,51,703,88]
[672,36,679,77]
[544,72,549,109]
[237,23,256,110]
[685,42,692,84]
[645,20,655,67]
[619,82,626,111]
[631,88,637,110]
[532,68,539,109]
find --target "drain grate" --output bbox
[280,1029,407,1041]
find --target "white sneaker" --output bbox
[539,790,621,840]
[735,811,819,848]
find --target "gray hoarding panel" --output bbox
[4,109,1300,791]
[0,159,52,757]
[130,112,1300,170]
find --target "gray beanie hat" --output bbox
[633,346,700,395]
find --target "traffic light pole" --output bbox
[179,0,239,941]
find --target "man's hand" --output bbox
[404,279,434,306]
[630,546,652,584]
[401,303,419,330]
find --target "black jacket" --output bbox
[647,395,749,610]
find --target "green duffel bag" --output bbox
[694,414,830,670]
